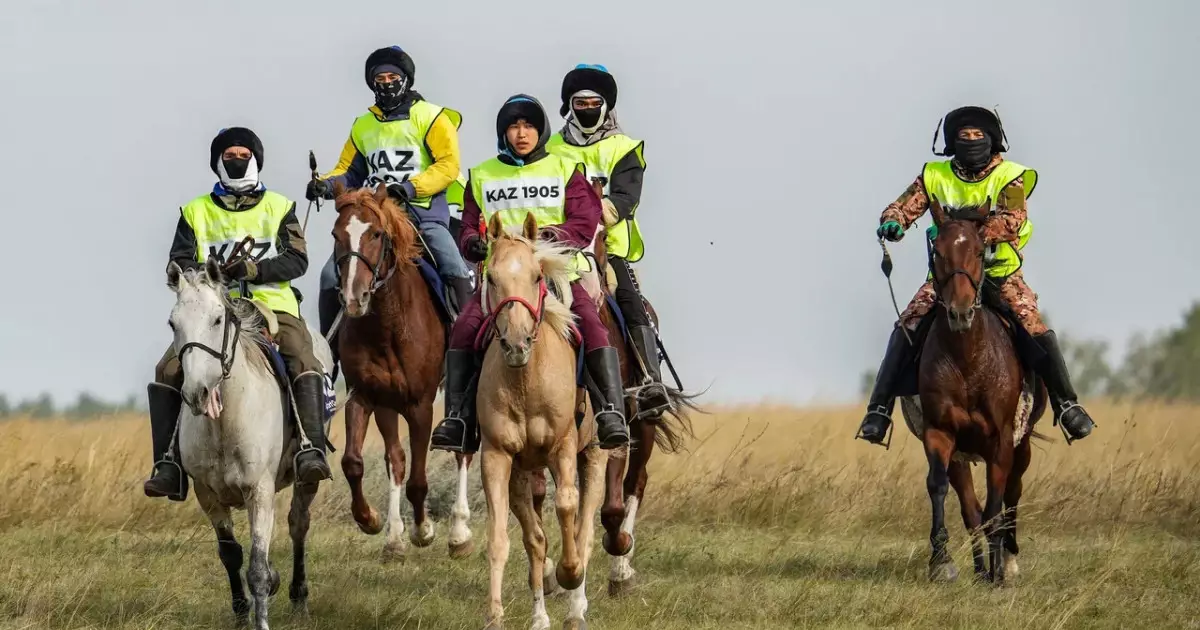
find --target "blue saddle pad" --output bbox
[259,341,337,421]
[416,257,455,324]
[605,294,631,346]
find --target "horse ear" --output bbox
[204,257,224,285]
[166,261,184,292]
[332,179,346,199]
[374,182,389,206]
[522,213,538,241]
[929,196,948,226]
[487,213,504,240]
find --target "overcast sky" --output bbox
[1,0,1195,405]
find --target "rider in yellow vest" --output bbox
[545,64,670,417]
[307,46,473,375]
[430,94,629,453]
[144,127,332,502]
[857,107,1096,446]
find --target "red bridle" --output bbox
[475,277,549,351]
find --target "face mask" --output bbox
[954,137,993,172]
[373,77,409,111]
[572,106,604,132]
[217,155,259,193]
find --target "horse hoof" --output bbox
[562,619,588,630]
[556,562,584,592]
[530,614,552,630]
[602,531,632,557]
[449,539,475,559]
[382,540,408,563]
[608,574,637,597]
[410,520,436,548]
[356,508,384,535]
[929,561,959,583]
[1002,551,1020,583]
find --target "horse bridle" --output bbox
[476,273,549,350]
[931,244,986,314]
[335,232,397,299]
[177,301,241,380]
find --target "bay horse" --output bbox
[166,259,332,629]
[331,181,473,559]
[476,213,607,630]
[908,199,1046,585]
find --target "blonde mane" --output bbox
[484,231,578,344]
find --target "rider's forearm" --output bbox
[880,175,930,228]
[254,207,309,283]
[606,151,643,221]
[557,171,602,248]
[410,113,461,198]
[457,179,484,258]
[980,178,1027,245]
[168,214,201,272]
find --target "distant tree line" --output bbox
[860,302,1200,402]
[0,391,144,420]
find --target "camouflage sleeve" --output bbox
[979,176,1026,245]
[880,174,929,228]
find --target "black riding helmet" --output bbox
[209,127,264,174]
[496,94,550,157]
[933,106,1008,156]
[364,46,415,87]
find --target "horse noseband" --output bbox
[178,302,240,380]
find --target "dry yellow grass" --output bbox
[2,402,1199,629]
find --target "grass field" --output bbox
[2,401,1199,629]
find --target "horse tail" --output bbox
[644,384,707,454]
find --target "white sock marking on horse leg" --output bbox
[609,496,639,583]
[449,457,472,548]
[1003,549,1020,579]
[566,574,588,621]
[343,215,369,303]
[384,462,405,553]
[530,586,550,630]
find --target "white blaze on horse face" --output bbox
[953,233,967,246]
[343,215,372,305]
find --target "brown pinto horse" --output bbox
[528,178,700,596]
[331,181,473,559]
[911,199,1046,585]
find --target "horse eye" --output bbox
[373,230,382,239]
[213,316,223,327]
[167,320,175,331]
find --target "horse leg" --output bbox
[403,400,436,548]
[375,407,409,559]
[1002,438,1032,582]
[449,452,476,559]
[342,397,382,535]
[549,435,584,592]
[528,467,563,597]
[532,469,548,518]
[947,460,986,580]
[509,469,551,630]
[197,485,249,626]
[567,444,608,629]
[288,481,318,617]
[984,444,1014,585]
[609,419,653,596]
[482,447,514,629]
[600,445,630,557]
[245,480,280,630]
[924,427,958,583]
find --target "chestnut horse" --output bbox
[910,200,1046,585]
[331,182,473,559]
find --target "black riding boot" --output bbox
[449,277,475,318]
[1034,331,1096,443]
[292,372,333,483]
[587,347,630,449]
[856,327,911,446]
[431,350,480,453]
[630,326,671,417]
[144,383,188,501]
[318,286,341,381]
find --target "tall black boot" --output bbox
[587,347,630,449]
[448,277,474,319]
[144,383,188,501]
[292,372,333,483]
[856,327,912,446]
[630,326,671,418]
[318,287,341,381]
[431,350,480,453]
[1034,331,1096,443]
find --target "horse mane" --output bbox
[486,232,578,344]
[334,187,422,268]
[179,268,274,374]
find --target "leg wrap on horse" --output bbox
[431,349,481,453]
[144,382,188,501]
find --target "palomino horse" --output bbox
[904,199,1046,585]
[477,213,607,630]
[331,182,473,559]
[166,259,332,629]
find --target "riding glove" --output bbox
[464,235,489,263]
[306,178,331,201]
[877,220,905,242]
